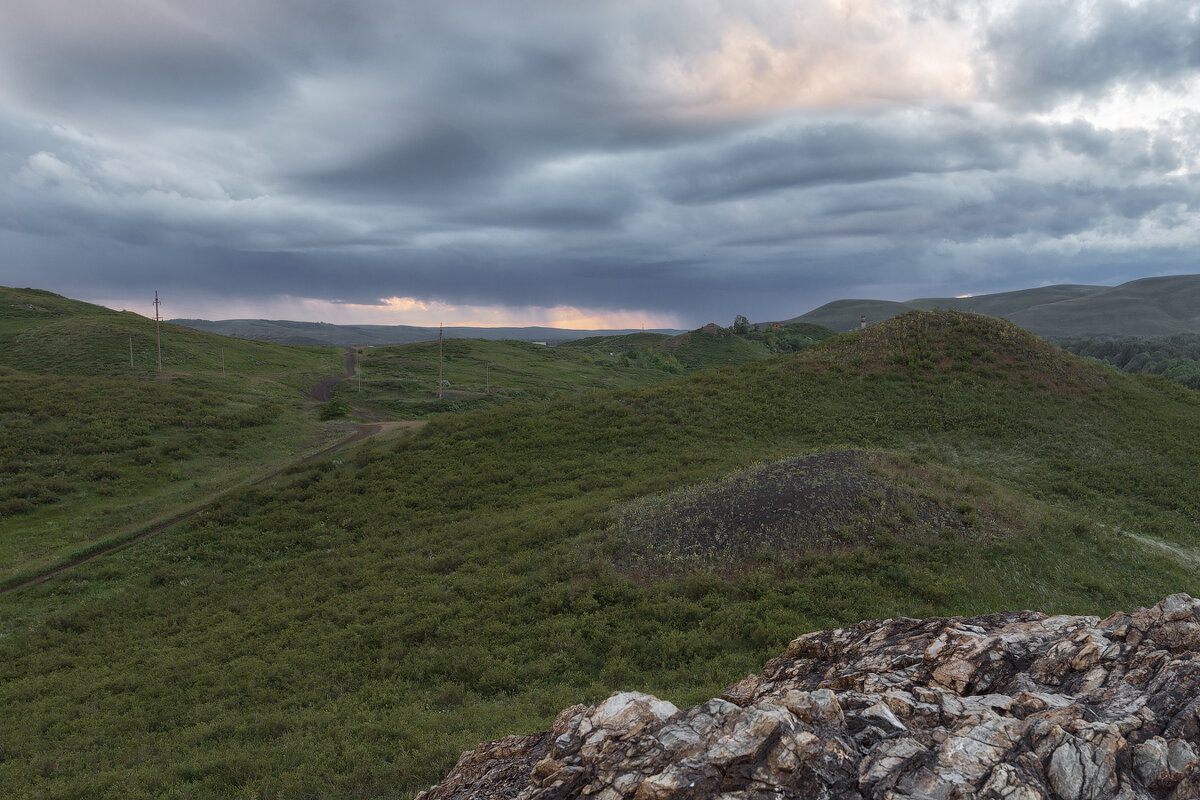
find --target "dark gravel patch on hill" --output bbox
[610,450,972,574]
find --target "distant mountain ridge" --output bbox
[789,274,1200,338]
[170,318,687,347]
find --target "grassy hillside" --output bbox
[2,310,1198,798]
[0,288,344,583]
[0,288,337,386]
[344,325,834,419]
[789,275,1200,338]
[340,336,685,418]
[653,323,771,370]
[908,284,1107,317]
[785,298,916,333]
[564,323,835,370]
[1004,275,1200,337]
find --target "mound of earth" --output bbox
[611,451,979,573]
[418,594,1200,800]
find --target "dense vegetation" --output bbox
[2,306,1199,798]
[1058,333,1200,389]
[741,321,835,354]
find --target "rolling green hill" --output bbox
[2,309,1198,798]
[341,336,686,418]
[789,275,1200,338]
[652,323,771,369]
[562,322,835,372]
[0,287,339,384]
[786,298,921,333]
[343,324,835,419]
[0,287,345,583]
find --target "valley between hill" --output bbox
[1,290,1199,798]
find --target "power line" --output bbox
[154,291,162,376]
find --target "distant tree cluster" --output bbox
[1058,334,1200,390]
[621,347,684,373]
[735,320,833,354]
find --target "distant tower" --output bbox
[860,315,867,330]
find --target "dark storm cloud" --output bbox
[1,0,1199,326]
[16,42,283,119]
[657,116,1014,205]
[303,124,498,200]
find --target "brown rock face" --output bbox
[416,595,1200,800]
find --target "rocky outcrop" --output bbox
[417,594,1200,800]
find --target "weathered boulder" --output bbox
[417,595,1200,800]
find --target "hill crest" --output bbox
[800,310,1105,395]
[790,274,1200,338]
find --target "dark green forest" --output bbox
[1058,334,1200,389]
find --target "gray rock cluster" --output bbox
[417,594,1200,799]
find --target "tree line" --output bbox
[1057,334,1200,390]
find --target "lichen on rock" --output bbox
[417,594,1200,800]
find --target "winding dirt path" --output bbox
[2,351,389,595]
[310,347,357,401]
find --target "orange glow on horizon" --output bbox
[90,293,684,331]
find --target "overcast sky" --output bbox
[2,0,1198,328]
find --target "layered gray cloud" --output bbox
[1,0,1198,326]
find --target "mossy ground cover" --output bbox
[1,310,1199,798]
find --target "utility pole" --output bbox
[154,291,162,376]
[485,362,489,394]
[438,323,444,400]
[221,348,225,377]
[129,336,134,369]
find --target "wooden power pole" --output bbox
[438,323,444,399]
[154,291,162,375]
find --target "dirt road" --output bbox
[310,347,357,401]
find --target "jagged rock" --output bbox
[416,595,1200,800]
